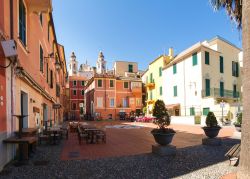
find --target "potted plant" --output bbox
[202,112,221,138]
[151,100,176,145]
[234,112,242,132]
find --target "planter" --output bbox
[234,124,241,132]
[151,131,175,145]
[202,126,221,138]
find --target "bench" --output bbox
[225,144,241,166]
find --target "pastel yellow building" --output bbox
[142,48,174,115]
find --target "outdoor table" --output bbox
[3,136,37,161]
[13,115,29,138]
[84,128,100,144]
[14,128,37,137]
[48,128,62,144]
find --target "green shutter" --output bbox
[98,79,102,87]
[128,64,133,72]
[220,82,224,97]
[124,82,129,88]
[160,86,162,96]
[205,79,210,96]
[190,107,195,116]
[233,84,237,98]
[203,108,210,116]
[205,51,209,65]
[192,53,198,66]
[159,67,162,77]
[40,46,44,72]
[236,62,239,77]
[220,56,224,73]
[174,86,177,97]
[173,64,177,74]
[150,73,153,83]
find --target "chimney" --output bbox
[168,47,174,57]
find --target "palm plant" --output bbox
[209,0,250,178]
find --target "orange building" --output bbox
[85,74,143,120]
[0,0,66,170]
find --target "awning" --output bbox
[165,104,180,109]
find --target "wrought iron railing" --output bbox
[202,88,240,99]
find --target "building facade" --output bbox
[0,0,66,170]
[142,48,174,115]
[162,36,242,120]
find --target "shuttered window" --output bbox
[190,107,195,116]
[205,79,210,96]
[220,56,224,73]
[50,70,53,88]
[40,45,44,72]
[173,64,177,74]
[19,0,26,45]
[128,64,133,72]
[203,108,210,116]
[192,53,198,66]
[220,81,224,97]
[159,67,162,76]
[173,86,177,97]
[160,86,162,96]
[205,51,209,65]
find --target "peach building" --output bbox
[0,0,66,170]
[85,61,143,120]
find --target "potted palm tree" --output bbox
[151,100,176,145]
[202,112,221,138]
[234,112,242,132]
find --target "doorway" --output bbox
[21,91,28,128]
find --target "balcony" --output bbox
[26,0,52,13]
[146,80,155,89]
[202,88,240,99]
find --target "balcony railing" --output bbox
[146,79,155,88]
[202,88,240,99]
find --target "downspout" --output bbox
[10,0,14,134]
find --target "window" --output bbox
[39,13,43,26]
[124,82,129,89]
[19,0,26,46]
[220,56,224,73]
[203,108,210,116]
[72,103,76,110]
[73,90,77,96]
[160,86,162,96]
[150,73,153,83]
[39,45,44,72]
[81,81,85,86]
[81,90,84,96]
[173,64,177,74]
[123,98,128,107]
[220,81,224,97]
[50,70,53,88]
[173,86,177,97]
[192,52,198,66]
[136,98,141,106]
[97,97,103,108]
[110,98,115,107]
[73,81,77,86]
[46,63,49,83]
[98,79,102,87]
[233,84,237,98]
[159,67,162,77]
[128,64,133,72]
[150,91,153,100]
[110,80,114,88]
[232,61,239,77]
[56,84,60,97]
[205,79,210,96]
[205,51,209,65]
[190,107,195,116]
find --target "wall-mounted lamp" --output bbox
[55,60,61,71]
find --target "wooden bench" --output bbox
[225,144,241,166]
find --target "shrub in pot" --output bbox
[202,112,221,138]
[234,112,242,132]
[151,100,176,145]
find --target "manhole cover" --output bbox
[68,151,80,158]
[33,160,49,166]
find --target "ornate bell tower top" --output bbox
[96,51,106,74]
[69,52,78,76]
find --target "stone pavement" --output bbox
[61,121,236,160]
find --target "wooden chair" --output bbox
[38,130,49,145]
[96,128,106,143]
[225,143,241,166]
[77,126,89,145]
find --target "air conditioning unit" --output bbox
[1,40,17,58]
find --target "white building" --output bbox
[162,36,242,121]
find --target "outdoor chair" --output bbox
[96,128,106,143]
[38,130,49,145]
[77,126,89,145]
[225,143,241,166]
[61,125,69,139]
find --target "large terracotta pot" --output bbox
[202,126,221,138]
[151,131,175,145]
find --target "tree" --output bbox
[210,0,250,178]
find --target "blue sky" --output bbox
[52,0,241,71]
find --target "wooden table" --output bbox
[3,137,37,161]
[85,128,100,144]
[14,128,37,137]
[48,128,62,144]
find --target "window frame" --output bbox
[110,98,115,107]
[192,52,198,66]
[97,79,103,87]
[128,64,133,73]
[73,90,77,96]
[39,44,44,73]
[81,90,84,96]
[18,0,27,46]
[73,80,77,86]
[110,80,114,88]
[205,51,210,65]
[124,81,129,89]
